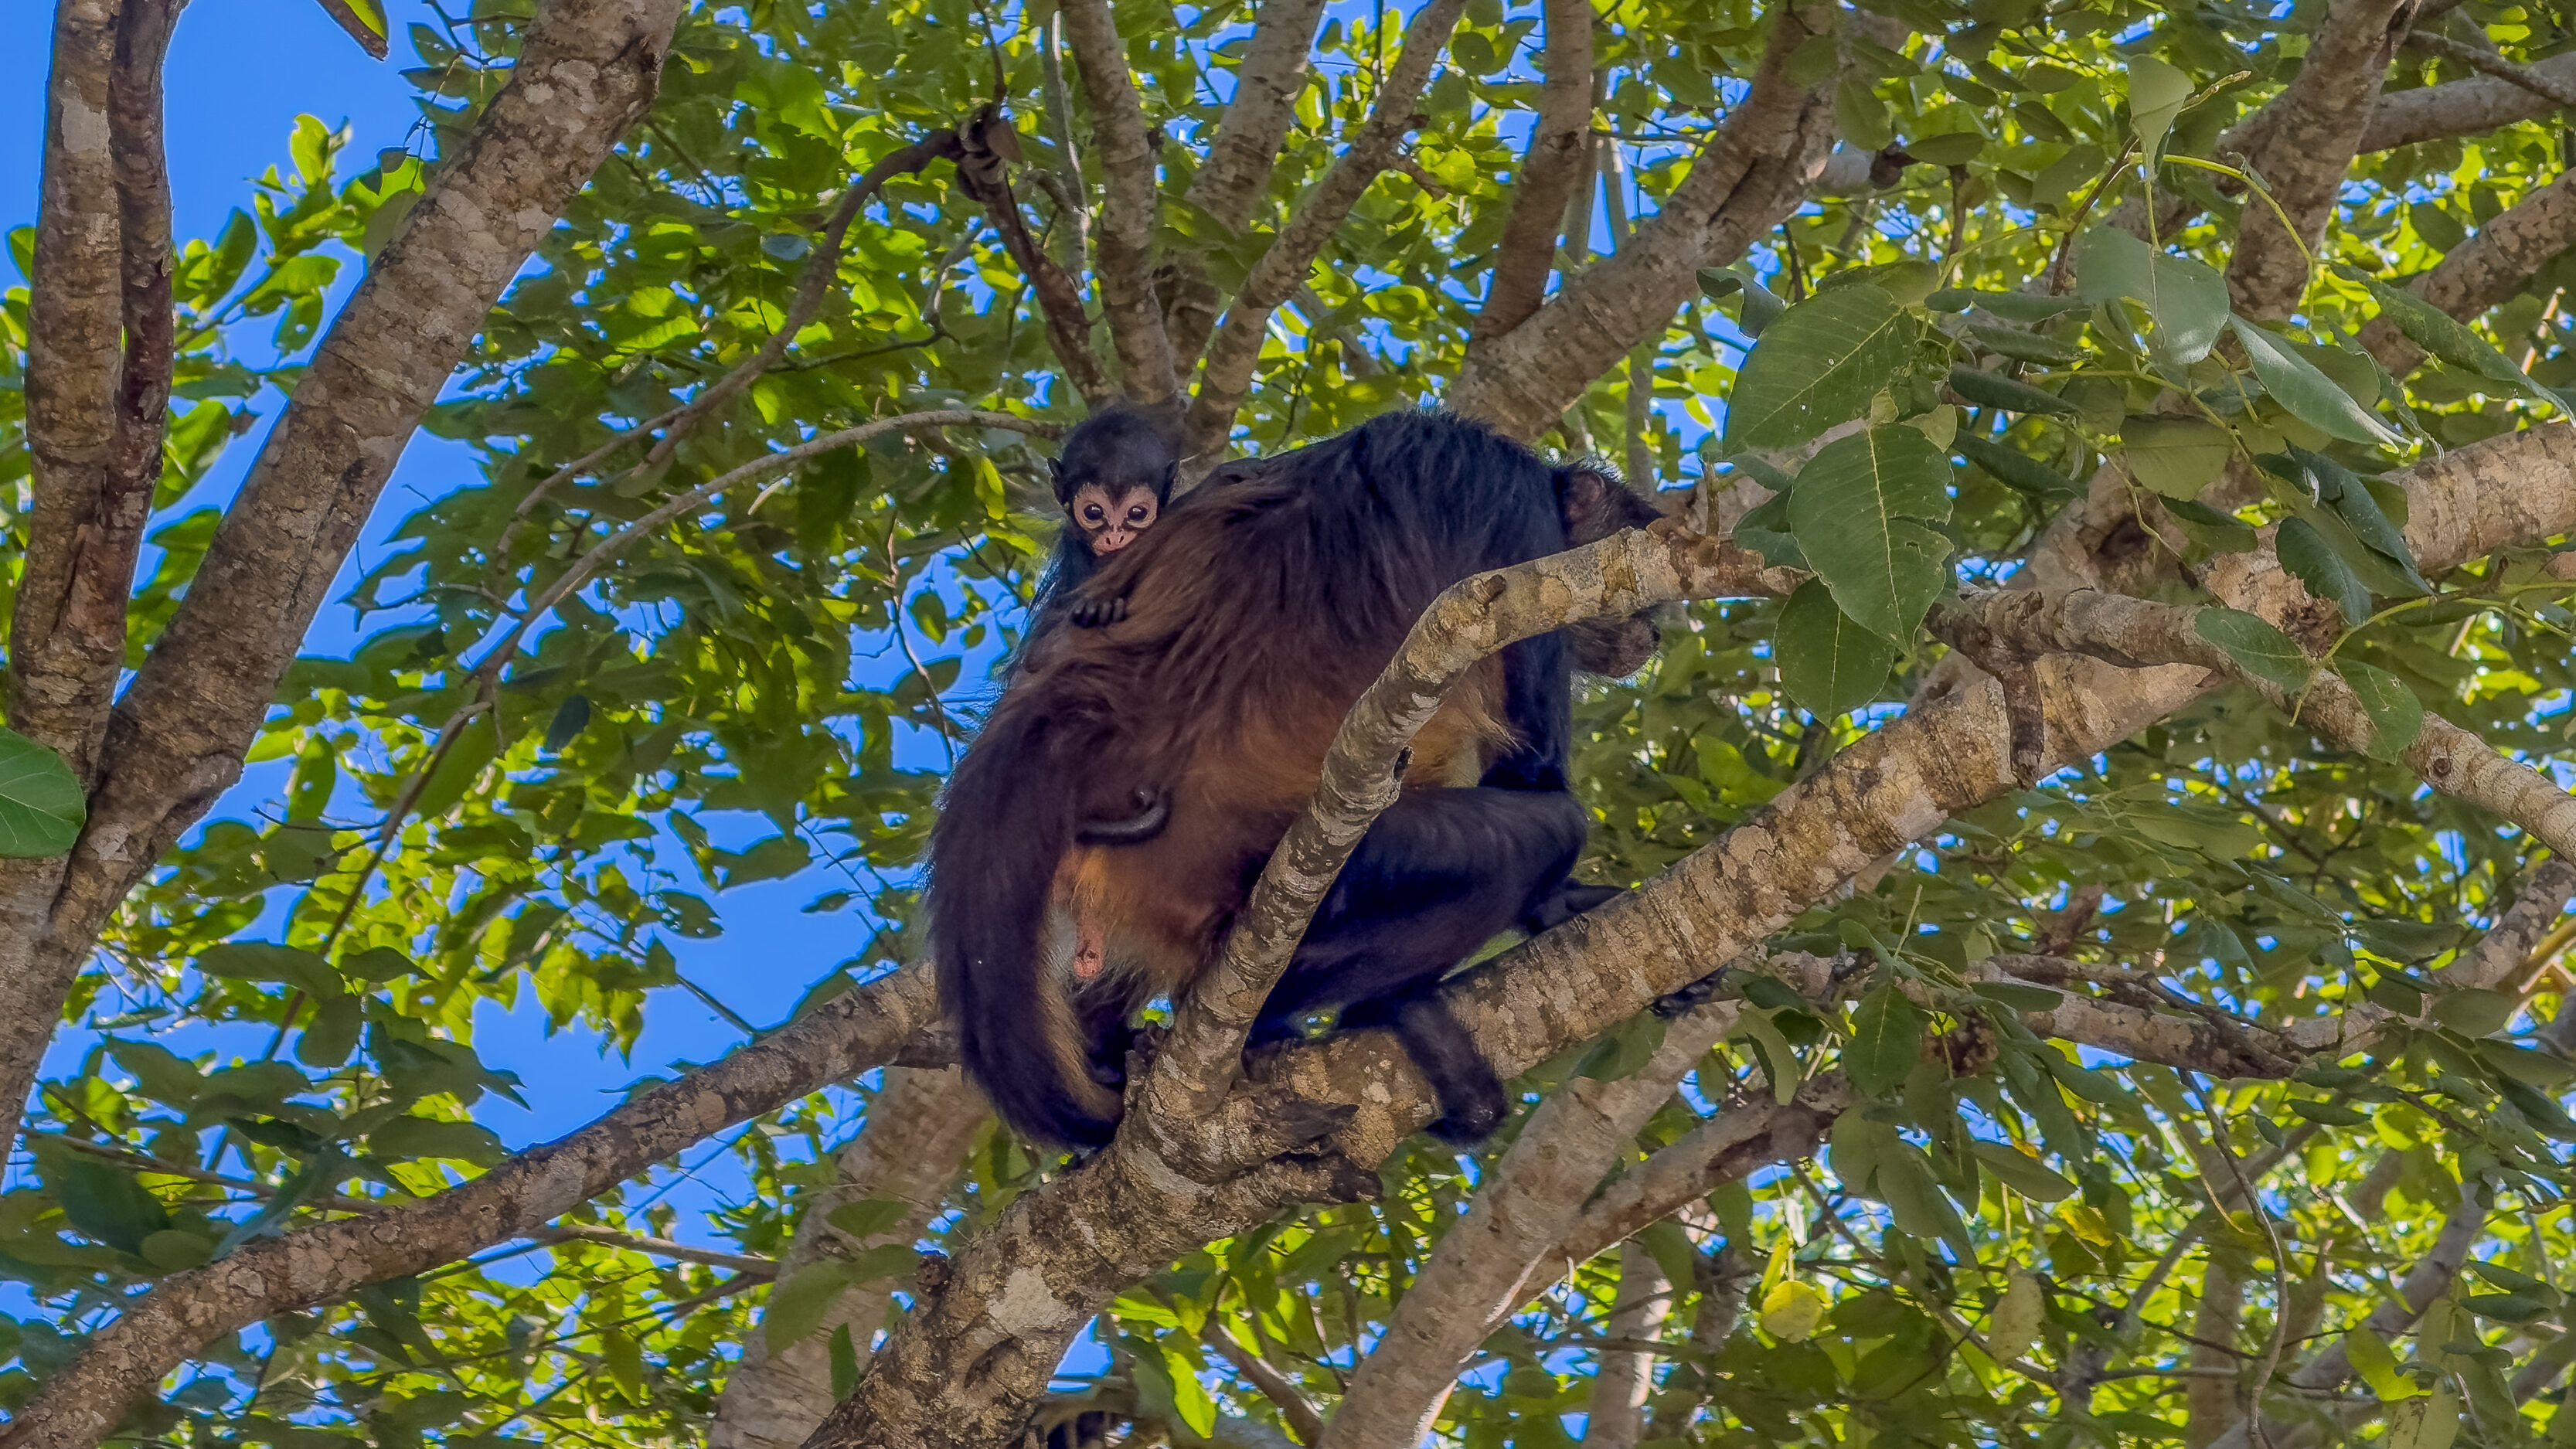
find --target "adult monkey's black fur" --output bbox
[930,411,1665,1149]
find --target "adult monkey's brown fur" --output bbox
[929,411,1666,1149]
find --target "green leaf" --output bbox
[1965,321,2082,366]
[368,1116,508,1166]
[2384,1383,2462,1449]
[2125,53,2193,154]
[2431,987,2515,1037]
[1956,434,2081,498]
[2276,517,2371,624]
[0,730,88,859]
[1907,131,1986,165]
[2118,417,2231,498]
[1775,582,1897,719]
[1164,1343,1218,1438]
[56,1155,171,1254]
[1732,489,1806,569]
[1958,291,2089,325]
[2075,227,2229,366]
[2230,320,2402,446]
[1725,285,1918,449]
[1837,76,1894,151]
[139,1228,215,1273]
[199,943,342,998]
[1846,985,1924,1097]
[1785,426,1954,643]
[1735,274,1788,337]
[340,946,420,983]
[298,992,364,1070]
[545,695,593,751]
[1986,1269,2046,1362]
[1948,366,2077,417]
[2192,608,2312,694]
[826,1198,913,1242]
[1971,981,2064,1012]
[310,0,390,56]
[2339,661,2424,760]
[2346,1327,2416,1401]
[764,1260,857,1348]
[107,1040,203,1107]
[829,1324,860,1400]
[1969,1141,2078,1201]
[1696,268,1745,301]
[2337,263,2567,417]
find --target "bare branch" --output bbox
[0,964,941,1449]
[1320,990,1757,1447]
[2222,0,2416,320]
[2407,31,2576,108]
[1162,0,1332,372]
[2360,168,2576,372]
[1199,1320,1327,1447]
[2360,53,2576,149]
[13,0,182,784]
[1055,0,1179,403]
[1550,1078,1853,1269]
[1448,1,1838,439]
[711,1067,989,1449]
[948,111,1114,405]
[1471,0,1597,347]
[1584,1244,1673,1449]
[1178,0,1468,466]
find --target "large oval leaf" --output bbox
[2076,226,2228,367]
[1785,425,1955,643]
[0,730,87,859]
[2231,319,2402,446]
[1724,284,1918,451]
[1775,582,1897,718]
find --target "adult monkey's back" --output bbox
[929,411,1662,1149]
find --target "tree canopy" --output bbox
[8,0,2576,1445]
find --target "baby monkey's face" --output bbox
[1072,483,1160,555]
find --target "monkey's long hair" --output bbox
[927,412,1586,1148]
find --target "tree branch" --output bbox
[950,108,1114,406]
[1162,0,1331,372]
[1319,985,1763,1448]
[1585,1243,1674,1449]
[2406,30,2576,110]
[2360,52,2576,149]
[1470,0,1597,348]
[2359,168,2576,372]
[1178,0,1468,467]
[0,962,941,1449]
[710,1066,989,1449]
[1054,0,1179,403]
[1200,1319,1327,1447]
[1447,0,1839,439]
[14,0,183,786]
[2221,0,2416,320]
[0,0,689,1155]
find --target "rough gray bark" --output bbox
[710,1067,989,1449]
[2360,53,2576,148]
[0,0,687,1155]
[2221,0,2415,319]
[1584,1243,1671,1449]
[0,964,941,1449]
[1447,2,1838,439]
[1056,0,1180,403]
[2360,168,2576,372]
[1319,995,1752,1448]
[1469,0,1596,346]
[1177,0,1467,466]
[1162,0,1331,371]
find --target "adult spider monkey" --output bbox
[931,411,1666,1150]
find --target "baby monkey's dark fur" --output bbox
[1041,401,1183,628]
[931,411,1666,1150]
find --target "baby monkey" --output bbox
[1045,402,1182,627]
